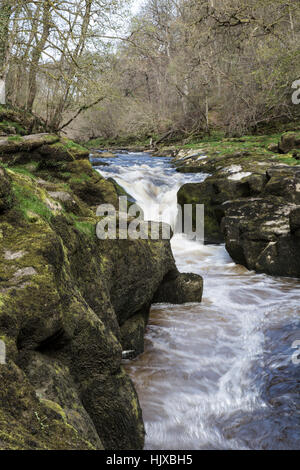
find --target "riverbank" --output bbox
[1,104,300,449]
[89,130,300,278]
[174,131,300,277]
[0,108,203,450]
[94,150,300,450]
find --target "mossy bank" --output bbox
[174,132,300,277]
[0,107,203,450]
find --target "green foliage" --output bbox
[61,138,88,153]
[85,135,153,149]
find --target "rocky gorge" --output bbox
[0,108,203,450]
[0,105,299,450]
[176,132,300,278]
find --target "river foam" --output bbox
[95,151,300,450]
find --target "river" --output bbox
[93,151,300,450]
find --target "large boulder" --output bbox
[177,174,261,244]
[0,134,59,157]
[221,198,300,277]
[0,134,89,167]
[278,132,300,154]
[176,145,300,277]
[153,271,203,304]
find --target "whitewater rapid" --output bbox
[94,151,300,450]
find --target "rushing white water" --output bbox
[94,151,300,450]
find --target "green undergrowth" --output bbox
[84,135,154,149]
[0,120,26,135]
[179,132,300,165]
[12,181,53,222]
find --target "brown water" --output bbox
[96,152,300,450]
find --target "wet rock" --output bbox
[263,169,300,203]
[153,272,203,304]
[70,171,119,207]
[221,198,300,277]
[151,146,178,157]
[268,143,279,153]
[176,145,300,277]
[97,151,116,158]
[278,132,300,154]
[178,175,256,244]
[0,361,100,450]
[290,207,300,234]
[120,308,149,357]
[0,137,202,449]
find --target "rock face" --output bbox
[176,146,300,277]
[278,132,300,154]
[0,133,203,450]
[153,272,203,304]
[222,197,300,277]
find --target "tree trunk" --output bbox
[27,1,51,112]
[0,1,12,104]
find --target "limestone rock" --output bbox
[0,138,202,449]
[153,272,203,304]
[278,132,300,154]
[222,198,300,277]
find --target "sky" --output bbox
[131,0,144,15]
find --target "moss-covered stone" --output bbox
[175,134,300,276]
[0,166,13,213]
[278,132,300,154]
[0,125,204,450]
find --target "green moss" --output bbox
[0,120,26,135]
[10,164,38,179]
[61,138,88,154]
[12,181,53,222]
[277,155,300,165]
[67,213,96,238]
[7,135,23,142]
[40,399,67,423]
[69,173,90,184]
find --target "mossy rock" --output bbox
[0,134,59,160]
[0,167,13,213]
[278,132,300,154]
[0,105,45,135]
[0,130,208,449]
